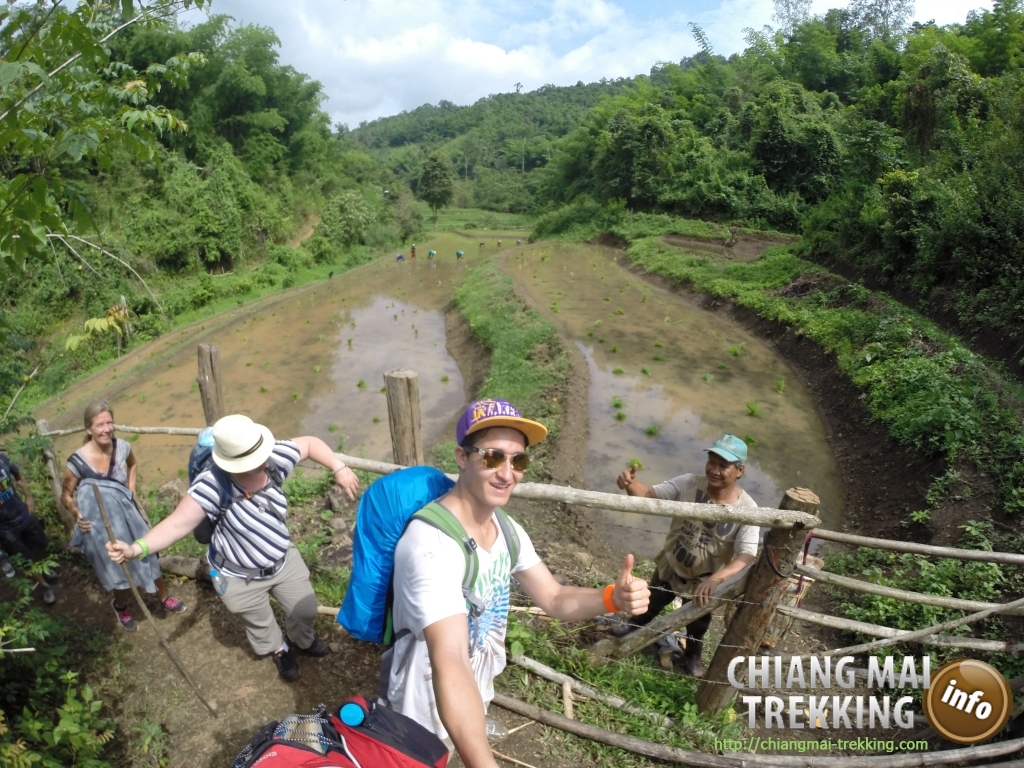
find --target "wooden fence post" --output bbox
[196,344,225,426]
[383,369,423,466]
[35,419,77,535]
[695,487,818,715]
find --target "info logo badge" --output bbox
[923,659,1012,744]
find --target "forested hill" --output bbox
[349,78,634,212]
[354,2,1024,357]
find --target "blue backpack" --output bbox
[338,466,520,645]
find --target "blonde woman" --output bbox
[62,400,185,631]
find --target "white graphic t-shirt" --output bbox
[387,509,540,740]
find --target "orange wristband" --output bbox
[603,584,618,613]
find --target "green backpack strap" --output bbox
[413,502,484,618]
[494,507,521,571]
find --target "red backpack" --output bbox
[232,696,448,768]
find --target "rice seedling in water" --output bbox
[138,395,146,403]
[615,412,627,422]
[347,338,353,346]
[373,417,381,424]
[245,362,252,367]
[628,458,644,469]
[653,355,665,361]
[587,331,594,337]
[291,392,299,401]
[379,386,386,393]
[603,297,610,302]
[611,396,623,409]
[703,373,714,383]
[645,425,660,437]
[314,365,322,374]
[717,363,726,370]
[729,343,746,357]
[357,380,366,390]
[641,367,650,375]
[743,435,757,446]
[654,342,663,348]
[441,375,449,382]
[775,378,786,393]
[745,401,762,417]
[598,338,605,343]
[594,320,602,326]
[328,424,339,432]
[318,334,324,341]
[664,317,671,323]
[612,367,624,375]
[616,308,624,315]
[610,345,618,353]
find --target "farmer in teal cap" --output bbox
[613,434,759,676]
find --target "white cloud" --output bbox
[180,0,993,128]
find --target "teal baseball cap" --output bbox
[707,434,747,464]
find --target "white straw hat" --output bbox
[211,414,275,473]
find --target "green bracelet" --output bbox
[133,539,150,559]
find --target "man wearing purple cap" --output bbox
[387,399,651,767]
[614,434,759,677]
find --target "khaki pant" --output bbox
[218,544,318,656]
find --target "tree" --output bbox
[850,0,915,41]
[0,1,209,273]
[418,151,456,226]
[772,0,813,36]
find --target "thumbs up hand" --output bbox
[612,554,650,616]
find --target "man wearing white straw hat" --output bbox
[107,415,359,682]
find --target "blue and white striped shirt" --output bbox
[188,441,300,576]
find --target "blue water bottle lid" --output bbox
[198,427,216,447]
[339,702,365,727]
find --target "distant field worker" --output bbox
[62,400,185,631]
[428,249,436,259]
[456,250,463,261]
[106,415,360,682]
[396,253,405,261]
[411,244,417,259]
[612,434,759,677]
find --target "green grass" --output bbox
[745,400,762,417]
[496,612,740,764]
[612,367,624,374]
[611,396,623,409]
[453,261,571,477]
[644,425,660,437]
[775,377,786,393]
[615,411,627,421]
[441,374,450,382]
[428,205,532,232]
[703,373,713,383]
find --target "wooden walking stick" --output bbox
[91,484,218,716]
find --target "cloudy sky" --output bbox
[180,0,991,129]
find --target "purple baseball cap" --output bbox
[456,399,548,447]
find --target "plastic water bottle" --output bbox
[339,702,365,727]
[209,567,228,596]
[1,551,14,579]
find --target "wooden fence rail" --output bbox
[811,528,1024,567]
[797,563,1024,616]
[776,605,1024,653]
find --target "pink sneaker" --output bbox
[112,599,136,631]
[162,596,187,613]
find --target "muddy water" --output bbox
[509,243,844,558]
[40,245,475,490]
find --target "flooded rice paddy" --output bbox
[41,236,478,488]
[41,235,843,561]
[508,243,844,557]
